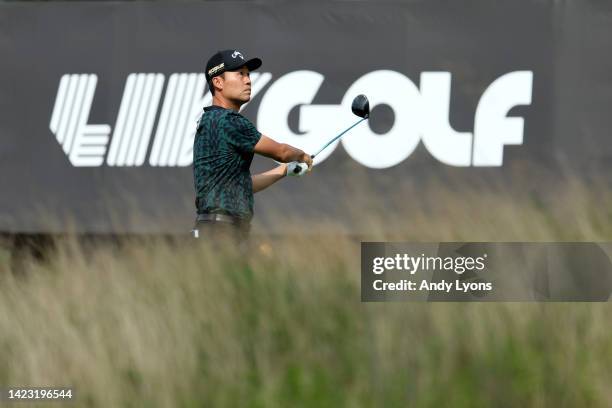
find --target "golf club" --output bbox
[292,94,370,174]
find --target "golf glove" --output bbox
[286,162,308,177]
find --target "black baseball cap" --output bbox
[205,49,262,83]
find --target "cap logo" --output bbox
[207,63,225,76]
[231,51,244,60]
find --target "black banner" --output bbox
[0,1,611,233]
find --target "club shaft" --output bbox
[312,117,367,158]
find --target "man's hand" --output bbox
[299,153,313,171]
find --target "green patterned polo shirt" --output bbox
[193,106,262,221]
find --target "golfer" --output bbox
[192,49,312,243]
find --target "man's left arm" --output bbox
[252,164,287,194]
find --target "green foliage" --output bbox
[2,179,612,406]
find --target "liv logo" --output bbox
[49,72,272,167]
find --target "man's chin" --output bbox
[231,95,251,106]
[233,95,251,106]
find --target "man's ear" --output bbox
[212,75,224,92]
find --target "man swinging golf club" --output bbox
[192,49,312,242]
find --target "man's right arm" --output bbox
[254,135,313,168]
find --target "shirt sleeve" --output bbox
[225,112,262,154]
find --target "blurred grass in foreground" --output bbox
[1,177,612,407]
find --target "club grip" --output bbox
[288,162,308,176]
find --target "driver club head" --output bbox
[351,94,370,119]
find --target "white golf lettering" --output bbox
[473,71,533,166]
[419,72,472,166]
[260,70,531,168]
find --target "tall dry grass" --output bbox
[1,176,612,407]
